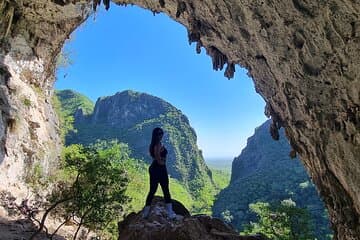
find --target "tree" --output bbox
[30,141,130,240]
[242,199,315,240]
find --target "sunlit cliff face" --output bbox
[0,1,359,239]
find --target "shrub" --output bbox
[30,141,130,240]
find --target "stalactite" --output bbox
[188,30,200,44]
[195,41,201,54]
[224,63,235,79]
[159,0,165,8]
[92,0,101,11]
[266,103,284,141]
[270,120,280,140]
[206,46,227,71]
[289,149,297,158]
[103,0,110,10]
[176,1,187,18]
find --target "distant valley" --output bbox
[205,158,233,171]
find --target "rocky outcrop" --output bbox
[0,0,89,207]
[118,196,267,240]
[89,90,174,128]
[0,0,359,239]
[0,52,62,202]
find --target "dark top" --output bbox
[160,146,168,158]
[151,146,167,167]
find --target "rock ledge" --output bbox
[118,196,266,240]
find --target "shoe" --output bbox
[165,203,177,219]
[142,206,151,219]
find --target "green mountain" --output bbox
[56,89,216,212]
[55,89,94,116]
[212,120,332,239]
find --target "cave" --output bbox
[0,0,359,239]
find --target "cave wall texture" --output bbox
[0,0,359,239]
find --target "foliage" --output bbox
[71,147,227,215]
[37,141,130,239]
[190,175,217,214]
[55,90,233,216]
[131,110,217,213]
[210,167,231,190]
[190,167,231,215]
[53,90,94,141]
[124,159,194,212]
[60,90,216,214]
[52,93,76,141]
[55,90,94,116]
[124,160,231,215]
[242,200,316,240]
[212,120,332,239]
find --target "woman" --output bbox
[142,127,176,219]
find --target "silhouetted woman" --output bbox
[142,127,176,219]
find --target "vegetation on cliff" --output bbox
[56,89,217,213]
[55,89,94,116]
[53,90,94,140]
[212,120,332,239]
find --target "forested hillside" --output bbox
[56,89,216,213]
[212,120,332,239]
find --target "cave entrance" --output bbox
[54,2,331,238]
[1,0,360,238]
[55,4,267,161]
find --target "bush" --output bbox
[30,141,130,240]
[242,200,316,240]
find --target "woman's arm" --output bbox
[154,144,165,165]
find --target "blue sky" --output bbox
[55,3,268,159]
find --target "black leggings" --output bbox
[145,162,171,206]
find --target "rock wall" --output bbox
[0,0,359,239]
[0,0,88,201]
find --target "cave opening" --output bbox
[55,4,267,162]
[2,0,359,238]
[54,2,331,238]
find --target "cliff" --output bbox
[213,120,331,238]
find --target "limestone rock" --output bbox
[118,196,267,240]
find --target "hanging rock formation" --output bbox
[0,0,359,239]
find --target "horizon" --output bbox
[55,4,268,159]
